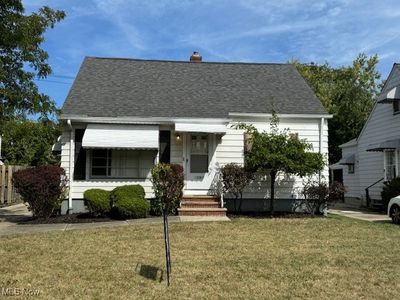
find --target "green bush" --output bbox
[111,185,149,218]
[382,177,400,210]
[84,189,111,216]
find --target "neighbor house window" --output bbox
[90,149,155,179]
[393,101,400,114]
[348,164,355,174]
[384,151,397,181]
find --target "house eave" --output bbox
[59,114,231,125]
[228,112,333,119]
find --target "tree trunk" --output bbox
[270,170,277,216]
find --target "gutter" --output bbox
[67,119,73,214]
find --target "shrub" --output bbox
[151,163,184,216]
[111,185,149,218]
[295,180,346,215]
[381,177,400,210]
[84,189,111,216]
[13,166,67,218]
[220,163,252,213]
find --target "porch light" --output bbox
[176,134,181,141]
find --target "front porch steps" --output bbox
[178,195,227,216]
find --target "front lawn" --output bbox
[0,216,399,299]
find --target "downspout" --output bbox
[319,117,326,216]
[67,120,73,214]
[319,117,324,182]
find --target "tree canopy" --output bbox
[1,119,61,166]
[294,54,381,163]
[0,0,65,124]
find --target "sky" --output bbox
[24,0,400,109]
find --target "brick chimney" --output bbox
[190,51,202,62]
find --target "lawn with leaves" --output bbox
[0,216,399,299]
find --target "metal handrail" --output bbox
[365,177,384,207]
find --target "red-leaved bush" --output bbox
[13,166,68,218]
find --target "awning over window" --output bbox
[366,139,400,152]
[82,124,159,149]
[338,153,355,165]
[175,123,227,133]
[377,86,400,103]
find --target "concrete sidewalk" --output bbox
[0,204,230,236]
[328,206,391,223]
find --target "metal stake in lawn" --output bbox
[163,209,172,286]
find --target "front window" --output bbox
[348,164,355,174]
[385,151,397,181]
[90,149,155,179]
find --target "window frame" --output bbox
[89,149,153,180]
[384,150,397,181]
[347,164,355,174]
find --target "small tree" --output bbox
[238,112,325,215]
[150,163,184,286]
[220,163,252,213]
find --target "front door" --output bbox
[185,133,216,193]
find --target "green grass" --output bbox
[0,216,400,299]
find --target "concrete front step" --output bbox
[182,195,220,202]
[181,201,220,208]
[178,207,227,216]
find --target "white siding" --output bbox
[217,117,329,199]
[356,65,400,200]
[61,117,329,202]
[71,179,154,199]
[341,144,359,198]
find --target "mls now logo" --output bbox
[2,287,41,296]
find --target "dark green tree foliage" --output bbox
[239,112,325,215]
[294,54,381,163]
[0,0,65,123]
[1,119,60,166]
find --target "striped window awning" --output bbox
[82,124,159,149]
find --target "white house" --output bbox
[338,63,400,207]
[58,53,330,215]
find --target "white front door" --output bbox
[184,133,217,193]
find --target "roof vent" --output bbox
[190,51,202,62]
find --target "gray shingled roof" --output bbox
[61,57,328,119]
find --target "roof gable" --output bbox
[61,57,328,119]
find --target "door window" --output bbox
[190,135,208,173]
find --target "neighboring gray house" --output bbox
[58,53,330,215]
[338,63,400,207]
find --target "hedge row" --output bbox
[84,185,149,219]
